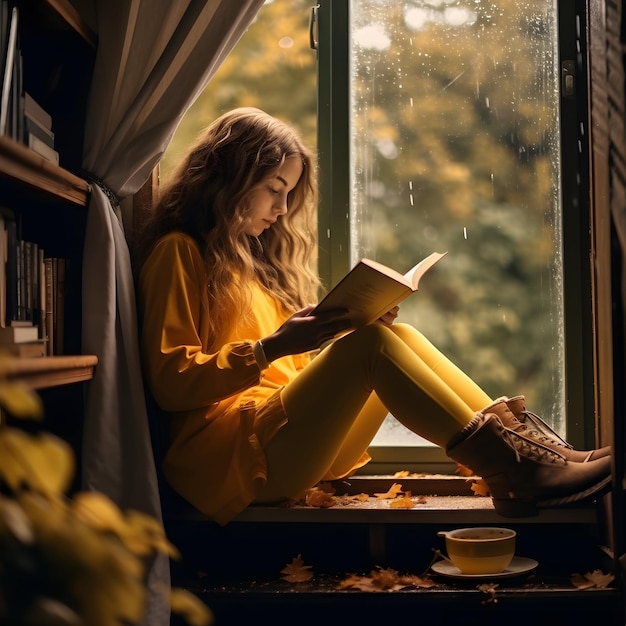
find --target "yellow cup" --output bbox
[437,527,516,575]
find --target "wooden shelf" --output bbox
[43,0,98,47]
[0,354,98,389]
[0,136,90,206]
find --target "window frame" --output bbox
[315,0,596,472]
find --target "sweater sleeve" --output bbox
[138,234,262,412]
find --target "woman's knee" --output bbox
[389,322,426,342]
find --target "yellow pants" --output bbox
[255,323,493,503]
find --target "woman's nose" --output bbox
[274,198,288,215]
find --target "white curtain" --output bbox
[80,1,265,624]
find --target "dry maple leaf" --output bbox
[305,487,337,508]
[281,555,314,583]
[455,463,474,477]
[370,566,404,590]
[393,470,410,478]
[354,493,370,502]
[374,483,403,499]
[338,567,435,592]
[397,573,436,589]
[571,570,615,589]
[470,478,490,497]
[389,496,416,509]
[337,574,380,592]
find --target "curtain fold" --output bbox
[80,2,265,624]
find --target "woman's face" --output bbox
[243,156,303,237]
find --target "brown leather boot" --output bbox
[446,412,612,517]
[497,395,611,462]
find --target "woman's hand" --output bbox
[260,305,352,362]
[377,305,399,326]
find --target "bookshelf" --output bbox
[0,0,97,391]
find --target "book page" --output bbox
[313,262,411,327]
[404,251,447,290]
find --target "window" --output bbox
[316,0,592,463]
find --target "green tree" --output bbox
[162,0,318,179]
[351,0,562,413]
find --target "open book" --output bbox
[313,251,447,328]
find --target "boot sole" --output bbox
[492,474,612,518]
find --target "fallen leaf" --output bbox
[393,470,410,478]
[470,478,490,497]
[281,555,314,583]
[337,574,379,592]
[571,570,615,589]
[305,487,336,508]
[455,463,474,477]
[398,573,436,588]
[354,493,370,502]
[389,496,416,509]
[338,567,435,592]
[374,483,403,499]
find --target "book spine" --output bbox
[23,91,51,130]
[25,116,54,147]
[38,247,45,340]
[54,258,65,355]
[0,4,17,136]
[28,133,59,164]
[4,215,17,325]
[44,257,53,355]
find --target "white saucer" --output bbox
[431,556,539,579]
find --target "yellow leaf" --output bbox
[0,429,74,495]
[374,483,403,499]
[389,496,416,509]
[123,510,180,559]
[170,588,213,626]
[470,478,490,497]
[0,382,43,419]
[305,487,336,508]
[393,470,410,478]
[455,463,475,477]
[71,491,127,536]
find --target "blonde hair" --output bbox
[136,108,320,344]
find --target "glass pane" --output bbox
[348,0,564,445]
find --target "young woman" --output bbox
[135,107,611,526]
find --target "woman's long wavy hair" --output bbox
[134,108,321,344]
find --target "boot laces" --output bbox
[518,408,573,450]
[503,427,567,465]
[516,421,567,449]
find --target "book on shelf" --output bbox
[0,321,38,343]
[44,256,53,355]
[0,338,46,357]
[27,132,59,164]
[312,251,448,328]
[0,3,18,136]
[23,91,52,130]
[25,115,54,147]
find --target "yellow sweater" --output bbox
[138,232,311,525]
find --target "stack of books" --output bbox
[0,208,67,357]
[24,92,57,164]
[0,320,45,357]
[1,2,58,163]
